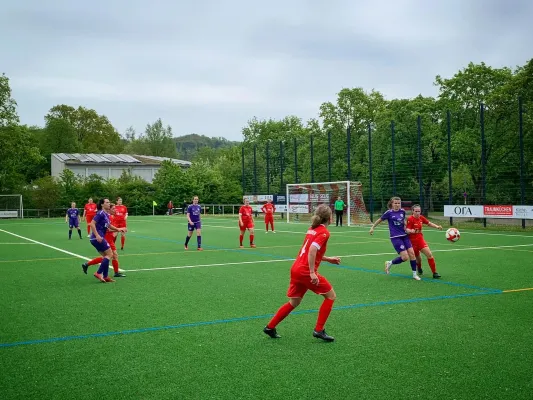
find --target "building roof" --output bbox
[52,153,191,167]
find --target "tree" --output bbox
[45,105,123,153]
[42,117,80,156]
[143,118,176,157]
[0,125,45,193]
[0,73,19,127]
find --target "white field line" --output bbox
[0,229,90,261]
[125,259,290,272]
[0,242,37,245]
[338,243,533,259]
[1,227,532,273]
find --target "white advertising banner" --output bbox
[289,194,309,203]
[289,204,309,214]
[0,211,18,218]
[444,205,533,219]
[309,193,330,202]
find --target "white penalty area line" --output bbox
[0,228,90,261]
[125,258,291,272]
[338,243,533,259]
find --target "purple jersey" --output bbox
[67,208,79,219]
[187,204,202,223]
[380,209,407,238]
[90,210,110,239]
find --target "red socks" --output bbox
[112,259,119,273]
[87,257,103,266]
[121,235,125,249]
[250,234,254,245]
[239,234,244,246]
[265,223,269,232]
[267,302,295,329]
[315,298,335,332]
[428,257,437,273]
[87,225,91,235]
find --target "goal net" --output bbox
[0,194,24,219]
[286,181,370,226]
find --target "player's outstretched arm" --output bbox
[369,218,383,235]
[322,256,341,265]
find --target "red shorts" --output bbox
[287,270,332,298]
[411,238,428,256]
[105,234,117,251]
[114,220,127,229]
[264,214,274,222]
[86,215,95,224]
[239,221,254,230]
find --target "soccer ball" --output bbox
[446,227,460,242]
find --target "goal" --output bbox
[286,181,370,226]
[0,194,24,219]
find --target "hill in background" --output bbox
[173,134,240,161]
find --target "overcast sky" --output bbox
[1,0,531,141]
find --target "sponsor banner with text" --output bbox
[0,211,18,218]
[444,205,533,219]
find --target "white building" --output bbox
[51,153,191,183]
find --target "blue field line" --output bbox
[0,290,500,349]
[128,233,502,293]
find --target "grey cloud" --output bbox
[1,0,531,141]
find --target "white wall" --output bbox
[53,163,160,183]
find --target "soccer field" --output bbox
[1,216,532,400]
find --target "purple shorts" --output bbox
[69,218,79,228]
[188,221,201,231]
[390,236,412,254]
[90,238,110,253]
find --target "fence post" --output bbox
[266,141,270,194]
[391,121,396,196]
[481,103,487,227]
[253,144,257,195]
[280,141,284,192]
[447,110,453,226]
[293,137,298,183]
[328,130,332,181]
[310,134,314,182]
[519,96,525,229]
[368,123,374,222]
[347,125,351,180]
[241,146,245,196]
[417,115,423,212]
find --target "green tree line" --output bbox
[0,59,532,214]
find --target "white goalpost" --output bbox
[286,181,370,226]
[0,194,24,219]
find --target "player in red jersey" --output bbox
[114,197,128,250]
[261,199,276,233]
[83,198,97,237]
[239,198,255,248]
[406,204,442,279]
[263,204,340,342]
[82,203,126,278]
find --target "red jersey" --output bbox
[261,203,275,214]
[239,205,253,222]
[84,203,97,217]
[114,205,128,221]
[292,224,330,275]
[406,215,429,241]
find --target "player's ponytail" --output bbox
[311,204,331,228]
[97,198,107,211]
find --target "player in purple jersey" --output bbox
[369,196,421,281]
[65,202,82,240]
[185,195,202,251]
[89,198,126,283]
